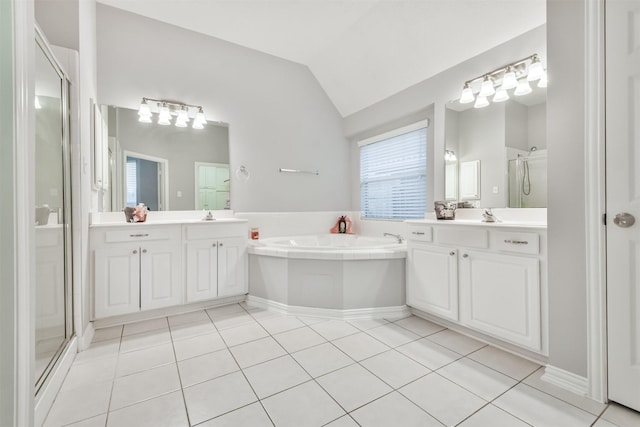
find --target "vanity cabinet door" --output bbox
[459,250,541,351]
[407,243,458,320]
[94,244,140,318]
[185,240,219,302]
[140,241,183,310]
[217,237,248,298]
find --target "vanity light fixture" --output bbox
[538,73,548,88]
[457,54,546,108]
[501,67,518,90]
[526,56,545,81]
[474,95,489,109]
[34,96,42,109]
[459,83,475,104]
[137,97,207,129]
[478,76,496,97]
[445,150,457,161]
[514,79,533,96]
[493,88,510,103]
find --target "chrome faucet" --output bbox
[384,232,403,243]
[482,208,497,223]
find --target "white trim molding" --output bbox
[542,365,589,397]
[34,338,78,427]
[246,295,411,320]
[584,0,608,404]
[14,0,36,425]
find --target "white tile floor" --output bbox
[44,303,640,427]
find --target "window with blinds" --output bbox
[126,157,138,206]
[359,122,427,220]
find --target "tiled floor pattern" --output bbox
[44,303,640,427]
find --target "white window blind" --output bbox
[360,124,427,220]
[126,157,137,206]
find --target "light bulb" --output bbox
[527,57,545,81]
[138,114,152,123]
[138,99,151,117]
[478,76,495,97]
[474,96,489,109]
[459,84,475,104]
[175,107,189,127]
[158,104,171,126]
[194,109,206,125]
[501,67,518,90]
[537,72,548,88]
[493,88,509,102]
[514,79,532,96]
[192,120,204,130]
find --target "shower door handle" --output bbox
[613,213,635,228]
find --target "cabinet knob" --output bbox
[462,253,469,258]
[449,251,455,256]
[219,243,223,247]
[212,243,217,247]
[142,249,147,254]
[132,250,137,254]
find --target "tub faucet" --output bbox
[384,232,403,243]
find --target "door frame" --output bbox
[585,0,607,404]
[123,150,169,211]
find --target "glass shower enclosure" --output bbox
[508,153,548,208]
[34,28,74,396]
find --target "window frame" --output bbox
[358,119,430,221]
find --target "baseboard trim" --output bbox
[246,295,411,320]
[92,294,247,329]
[34,337,77,427]
[78,322,94,351]
[541,365,589,397]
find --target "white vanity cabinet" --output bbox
[407,225,458,320]
[406,221,547,354]
[184,223,248,302]
[459,250,541,351]
[93,225,182,318]
[92,219,249,320]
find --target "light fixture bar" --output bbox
[138,97,207,128]
[461,54,541,88]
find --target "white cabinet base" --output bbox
[459,251,541,351]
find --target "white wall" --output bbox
[546,0,588,377]
[96,4,351,213]
[528,102,547,150]
[458,105,506,207]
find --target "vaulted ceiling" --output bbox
[97,0,546,117]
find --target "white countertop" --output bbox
[89,210,247,227]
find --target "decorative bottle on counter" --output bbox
[338,216,347,233]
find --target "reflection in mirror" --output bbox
[102,106,230,211]
[445,84,547,208]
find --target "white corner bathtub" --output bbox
[247,234,408,317]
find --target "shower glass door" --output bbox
[508,155,548,208]
[34,30,73,394]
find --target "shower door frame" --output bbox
[34,26,75,397]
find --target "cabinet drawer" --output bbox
[185,223,247,240]
[407,225,432,242]
[102,226,180,243]
[435,227,488,248]
[491,231,539,255]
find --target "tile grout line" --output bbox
[203,304,277,427]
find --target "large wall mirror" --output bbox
[445,84,547,208]
[101,105,230,212]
